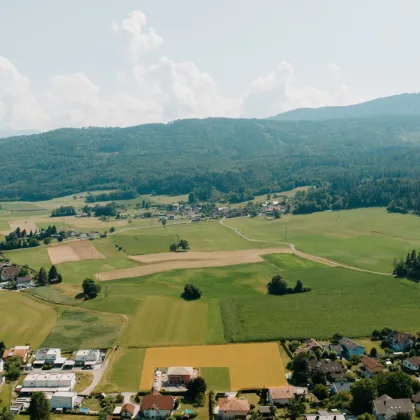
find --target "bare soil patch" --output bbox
[48,240,105,264]
[9,221,38,234]
[98,248,291,281]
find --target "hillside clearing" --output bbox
[48,240,105,264]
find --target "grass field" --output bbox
[0,292,57,348]
[223,208,420,272]
[200,367,231,391]
[140,343,286,391]
[41,306,124,350]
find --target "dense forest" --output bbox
[2,115,420,215]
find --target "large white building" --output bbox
[22,373,76,391]
[75,349,100,364]
[35,348,61,362]
[51,392,77,410]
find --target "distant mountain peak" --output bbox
[268,93,420,121]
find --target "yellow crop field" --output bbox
[140,342,287,391]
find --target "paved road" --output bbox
[219,217,391,276]
[81,359,109,395]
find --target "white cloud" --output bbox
[327,61,341,81]
[113,10,163,63]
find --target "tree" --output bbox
[0,341,5,358]
[288,397,305,420]
[182,284,202,300]
[292,353,310,386]
[82,278,101,299]
[109,227,115,233]
[179,239,190,251]
[29,392,50,420]
[188,192,196,204]
[267,274,288,295]
[357,414,375,420]
[208,391,215,420]
[4,356,21,381]
[169,243,178,252]
[351,379,377,414]
[394,414,412,420]
[187,377,207,401]
[37,267,48,286]
[57,236,63,243]
[56,273,63,283]
[312,369,327,385]
[43,237,51,245]
[0,408,14,420]
[48,265,58,281]
[313,384,329,401]
[370,347,378,357]
[195,392,205,407]
[294,279,303,293]
[18,265,29,277]
[332,333,343,344]
[376,371,413,399]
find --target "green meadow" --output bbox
[224,208,420,272]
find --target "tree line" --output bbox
[0,225,58,250]
[393,249,420,281]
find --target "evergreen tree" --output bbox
[29,392,50,420]
[48,265,58,281]
[38,267,48,286]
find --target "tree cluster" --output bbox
[4,356,22,381]
[37,265,63,286]
[51,206,76,217]
[393,249,420,281]
[182,284,202,300]
[169,239,190,252]
[267,275,311,296]
[86,190,136,203]
[29,392,50,420]
[82,278,101,299]
[187,377,207,406]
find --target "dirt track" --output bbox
[97,248,292,281]
[48,240,105,264]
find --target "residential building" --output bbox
[75,349,101,364]
[16,277,33,288]
[120,402,139,419]
[294,339,323,355]
[167,366,196,385]
[258,406,271,417]
[217,397,249,419]
[339,337,365,358]
[403,356,420,372]
[268,386,308,405]
[22,373,76,391]
[372,395,414,420]
[323,344,343,355]
[387,332,413,352]
[0,359,3,373]
[306,411,346,420]
[51,392,77,410]
[35,348,61,362]
[140,391,175,418]
[360,356,385,378]
[330,382,353,394]
[412,393,420,411]
[1,266,20,281]
[309,360,344,376]
[2,346,31,363]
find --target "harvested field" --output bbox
[8,220,38,234]
[48,240,105,264]
[98,248,291,280]
[140,342,287,391]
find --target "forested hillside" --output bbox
[269,93,420,121]
[2,116,420,213]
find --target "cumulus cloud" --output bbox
[112,10,163,63]
[0,10,364,131]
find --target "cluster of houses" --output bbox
[1,345,104,414]
[0,264,34,289]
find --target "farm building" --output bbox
[2,346,31,363]
[217,397,250,419]
[140,391,175,418]
[166,366,198,385]
[51,392,77,410]
[372,395,414,420]
[268,386,308,406]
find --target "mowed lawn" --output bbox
[112,221,279,255]
[223,208,420,272]
[0,292,57,348]
[140,343,287,391]
[200,367,231,391]
[42,306,125,350]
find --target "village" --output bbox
[1,330,420,420]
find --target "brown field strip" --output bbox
[8,221,38,234]
[48,240,105,264]
[140,343,287,391]
[97,248,291,280]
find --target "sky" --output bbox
[0,0,419,131]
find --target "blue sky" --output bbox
[0,0,418,130]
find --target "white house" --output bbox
[51,392,77,410]
[75,349,100,364]
[306,411,346,420]
[0,359,4,373]
[140,391,175,418]
[403,356,420,372]
[35,348,61,362]
[23,373,76,390]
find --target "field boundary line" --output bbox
[219,217,391,276]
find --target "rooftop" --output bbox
[140,391,175,411]
[340,337,363,350]
[373,395,414,416]
[218,397,249,412]
[167,366,194,376]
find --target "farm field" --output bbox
[140,342,287,391]
[223,208,420,272]
[100,248,290,280]
[48,240,105,264]
[0,292,57,348]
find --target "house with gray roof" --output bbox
[339,337,364,359]
[372,395,414,420]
